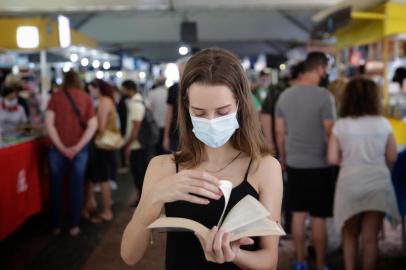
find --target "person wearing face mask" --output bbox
[121,48,283,270]
[0,86,27,135]
[4,74,30,118]
[275,52,336,270]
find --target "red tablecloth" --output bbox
[0,138,48,240]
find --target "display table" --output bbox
[0,137,48,240]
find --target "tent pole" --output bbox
[40,50,49,111]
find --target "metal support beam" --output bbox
[40,50,49,111]
[73,13,96,30]
[278,9,311,34]
[264,41,286,54]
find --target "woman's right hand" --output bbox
[145,170,223,206]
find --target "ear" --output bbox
[316,66,324,76]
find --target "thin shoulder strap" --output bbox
[244,158,253,181]
[174,154,179,173]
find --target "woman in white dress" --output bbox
[328,77,399,270]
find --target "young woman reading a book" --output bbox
[121,48,283,269]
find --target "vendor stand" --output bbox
[314,0,406,249]
[314,0,406,147]
[0,136,49,240]
[0,16,96,240]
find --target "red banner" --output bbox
[0,139,44,240]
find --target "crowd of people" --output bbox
[1,47,405,270]
[40,59,190,236]
[256,52,402,270]
[43,71,156,235]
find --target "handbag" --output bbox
[95,129,125,150]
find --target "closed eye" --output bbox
[217,111,230,116]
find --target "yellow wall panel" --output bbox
[0,17,47,50]
[0,17,97,50]
[336,20,384,49]
[388,118,406,145]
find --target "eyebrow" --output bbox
[191,104,232,110]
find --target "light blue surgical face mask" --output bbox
[190,111,239,148]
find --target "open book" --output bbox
[148,180,286,242]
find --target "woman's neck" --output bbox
[204,142,240,165]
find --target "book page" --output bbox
[217,180,233,227]
[229,218,286,242]
[148,217,210,238]
[220,195,270,233]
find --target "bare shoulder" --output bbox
[253,155,281,175]
[146,154,177,181]
[99,96,113,106]
[149,154,175,167]
[250,155,282,192]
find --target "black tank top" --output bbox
[164,159,260,270]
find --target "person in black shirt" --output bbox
[260,63,304,238]
[121,48,283,270]
[260,62,304,156]
[163,58,188,152]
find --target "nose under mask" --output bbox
[190,112,239,148]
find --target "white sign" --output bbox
[17,169,28,193]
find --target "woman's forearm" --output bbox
[75,117,98,150]
[233,248,278,270]
[45,111,65,151]
[47,125,66,151]
[121,198,163,266]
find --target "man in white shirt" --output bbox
[122,80,147,204]
[147,76,168,155]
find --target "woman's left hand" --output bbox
[195,226,254,264]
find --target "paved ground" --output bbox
[1,172,405,270]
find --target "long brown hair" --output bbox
[174,48,271,169]
[340,77,382,118]
[90,79,114,101]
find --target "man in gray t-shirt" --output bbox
[275,52,336,270]
[275,84,336,168]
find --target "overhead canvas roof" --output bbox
[0,0,342,61]
[0,0,340,13]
